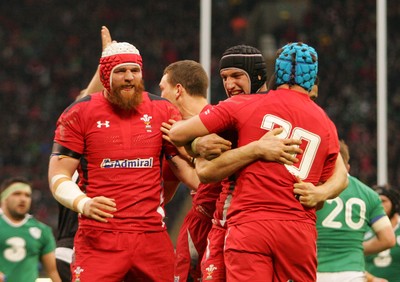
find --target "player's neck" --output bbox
[2,209,26,224]
[180,96,208,120]
[391,213,399,228]
[278,84,309,94]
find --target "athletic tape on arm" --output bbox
[51,174,90,214]
[372,215,392,232]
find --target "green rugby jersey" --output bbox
[365,219,400,280]
[316,175,386,272]
[0,210,56,282]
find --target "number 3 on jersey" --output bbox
[4,237,27,262]
[261,114,321,179]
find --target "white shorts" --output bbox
[317,271,366,282]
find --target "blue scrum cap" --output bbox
[275,42,318,91]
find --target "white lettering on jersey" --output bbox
[260,114,320,179]
[101,157,153,168]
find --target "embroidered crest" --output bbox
[205,264,218,280]
[74,266,84,282]
[29,227,42,239]
[140,114,153,132]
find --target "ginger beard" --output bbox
[108,79,145,111]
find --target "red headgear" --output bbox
[99,42,143,93]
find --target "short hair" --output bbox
[373,184,400,218]
[163,60,208,99]
[0,177,31,201]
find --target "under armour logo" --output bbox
[97,121,110,128]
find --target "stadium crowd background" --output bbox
[1,0,400,233]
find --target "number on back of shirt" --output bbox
[322,197,366,229]
[261,114,320,179]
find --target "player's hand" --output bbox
[371,278,388,282]
[293,177,325,208]
[101,26,114,50]
[255,128,302,165]
[0,272,5,282]
[194,134,232,160]
[82,196,117,223]
[161,119,177,143]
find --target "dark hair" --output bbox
[163,60,208,99]
[0,177,31,200]
[373,184,400,218]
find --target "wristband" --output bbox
[191,137,200,155]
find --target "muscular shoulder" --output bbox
[346,176,381,203]
[142,92,181,120]
[63,92,95,113]
[147,92,169,102]
[27,216,53,231]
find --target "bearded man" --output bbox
[48,41,198,282]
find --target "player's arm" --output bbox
[81,26,113,97]
[162,119,227,160]
[48,144,116,223]
[185,133,232,160]
[162,161,181,203]
[196,128,302,183]
[363,216,395,255]
[293,154,349,208]
[168,116,210,147]
[167,154,200,191]
[161,120,200,198]
[41,252,61,282]
[365,271,389,282]
[0,272,5,282]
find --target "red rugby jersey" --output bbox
[199,89,339,226]
[54,92,181,231]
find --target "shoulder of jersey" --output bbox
[147,92,170,102]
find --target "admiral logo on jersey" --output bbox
[101,157,153,168]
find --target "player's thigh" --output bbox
[201,226,227,281]
[56,259,71,282]
[224,223,274,281]
[72,229,129,281]
[273,220,317,282]
[225,248,273,282]
[131,231,175,282]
